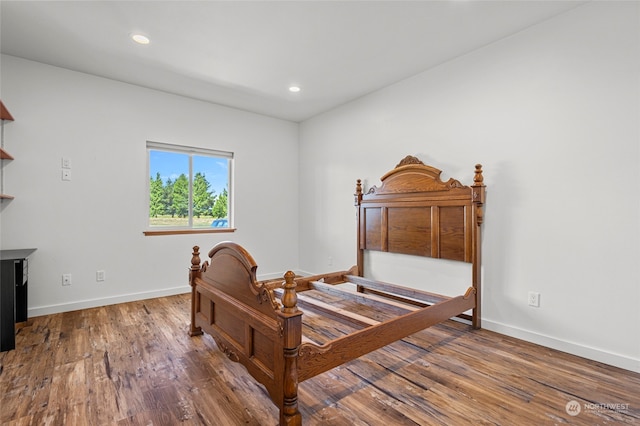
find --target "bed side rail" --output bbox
[296,287,475,382]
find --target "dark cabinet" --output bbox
[1,249,36,351]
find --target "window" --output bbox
[145,141,233,235]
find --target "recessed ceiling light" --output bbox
[132,34,150,45]
[289,86,301,93]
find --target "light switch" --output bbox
[62,169,72,181]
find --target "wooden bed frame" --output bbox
[188,156,486,425]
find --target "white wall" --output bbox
[0,55,299,316]
[299,2,639,372]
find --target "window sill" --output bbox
[143,228,236,236]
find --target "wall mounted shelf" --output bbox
[0,101,14,121]
[0,148,14,160]
[1,100,15,200]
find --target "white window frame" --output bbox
[144,141,234,235]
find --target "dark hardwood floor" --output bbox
[1,293,638,425]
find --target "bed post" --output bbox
[188,246,203,337]
[278,271,303,426]
[471,165,486,329]
[354,179,364,281]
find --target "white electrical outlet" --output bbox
[528,291,540,307]
[96,270,106,282]
[62,273,72,286]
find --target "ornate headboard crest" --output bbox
[395,155,424,168]
[361,155,466,196]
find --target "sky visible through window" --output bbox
[149,150,228,196]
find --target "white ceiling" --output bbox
[1,1,585,122]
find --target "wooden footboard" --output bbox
[189,243,306,426]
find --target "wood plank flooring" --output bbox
[1,293,638,425]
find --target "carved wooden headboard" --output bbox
[354,155,485,277]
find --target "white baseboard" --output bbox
[483,319,640,374]
[28,286,191,317]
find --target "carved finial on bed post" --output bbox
[472,164,486,226]
[191,246,201,277]
[473,164,484,185]
[354,179,363,206]
[281,271,299,314]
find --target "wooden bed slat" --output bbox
[346,274,452,305]
[308,280,421,313]
[273,288,379,328]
